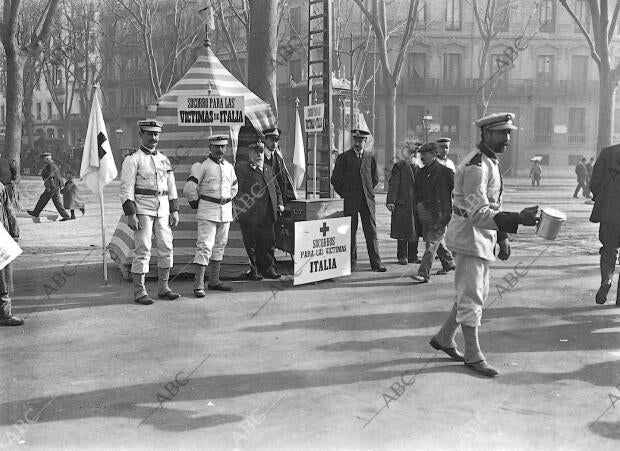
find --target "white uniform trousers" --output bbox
[132,214,173,274]
[454,252,490,327]
[193,219,230,266]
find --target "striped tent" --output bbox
[108,46,277,278]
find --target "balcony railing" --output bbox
[533,134,552,144]
[567,134,586,145]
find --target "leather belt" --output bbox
[135,188,168,196]
[200,195,231,205]
[452,206,468,218]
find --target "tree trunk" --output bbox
[4,50,25,176]
[597,73,616,153]
[384,82,397,183]
[248,0,278,117]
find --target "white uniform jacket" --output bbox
[183,155,238,222]
[119,146,179,217]
[445,143,519,260]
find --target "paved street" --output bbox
[1,177,619,450]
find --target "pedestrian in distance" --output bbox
[585,156,595,199]
[529,160,542,187]
[588,144,620,306]
[331,129,387,272]
[27,152,71,221]
[0,181,23,326]
[60,171,85,219]
[436,137,456,173]
[234,141,284,281]
[573,156,588,198]
[411,142,456,284]
[119,119,180,305]
[430,112,539,378]
[387,144,418,265]
[184,135,238,297]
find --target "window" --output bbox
[406,106,426,138]
[533,107,553,144]
[36,103,42,120]
[408,53,426,79]
[289,6,302,38]
[47,102,52,120]
[490,53,512,81]
[536,55,555,82]
[1,105,5,123]
[47,128,55,139]
[289,59,302,82]
[568,108,586,145]
[574,0,590,33]
[569,154,584,165]
[443,53,462,80]
[571,55,589,81]
[445,0,462,31]
[415,1,427,29]
[539,0,556,33]
[441,106,460,142]
[494,0,510,32]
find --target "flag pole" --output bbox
[92,84,108,285]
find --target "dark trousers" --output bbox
[397,239,418,262]
[32,189,69,218]
[0,264,13,319]
[573,181,588,198]
[347,197,381,269]
[599,221,620,285]
[239,218,276,275]
[416,204,455,278]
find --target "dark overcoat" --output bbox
[234,161,283,224]
[589,144,620,225]
[265,150,296,203]
[331,148,378,215]
[387,161,417,241]
[414,160,454,227]
[60,179,84,210]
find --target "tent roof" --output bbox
[152,46,276,140]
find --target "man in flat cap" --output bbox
[411,142,456,284]
[27,152,71,221]
[120,119,180,305]
[331,129,386,272]
[436,137,456,173]
[184,135,238,296]
[589,143,620,306]
[429,113,538,377]
[263,128,296,204]
[234,141,284,280]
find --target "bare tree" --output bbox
[108,0,203,99]
[0,0,60,175]
[560,0,620,153]
[352,0,421,169]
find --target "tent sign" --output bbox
[304,103,324,132]
[294,217,351,285]
[177,96,245,126]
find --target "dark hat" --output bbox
[475,112,517,131]
[209,135,228,146]
[351,129,371,139]
[249,141,265,152]
[263,128,281,138]
[419,142,439,155]
[137,119,163,132]
[436,137,452,143]
[40,152,52,158]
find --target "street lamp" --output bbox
[422,110,433,144]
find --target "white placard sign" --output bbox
[0,222,22,271]
[294,217,351,285]
[304,103,325,132]
[177,95,245,126]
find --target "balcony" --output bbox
[567,134,586,145]
[533,134,552,145]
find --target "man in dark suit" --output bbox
[263,127,296,204]
[386,145,418,265]
[331,129,386,272]
[411,142,455,283]
[27,152,71,221]
[589,144,620,306]
[573,157,588,198]
[235,141,284,280]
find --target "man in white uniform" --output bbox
[120,119,180,305]
[184,135,238,297]
[436,137,456,173]
[429,113,538,377]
